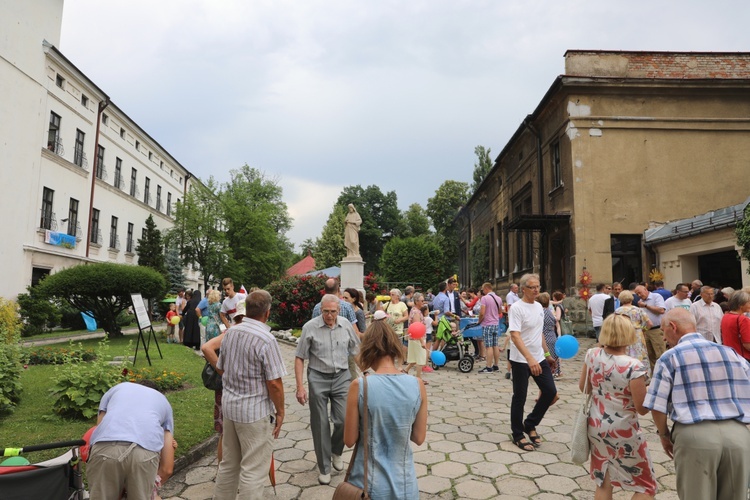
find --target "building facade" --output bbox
[459,50,750,294]
[1,0,203,299]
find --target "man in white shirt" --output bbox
[689,286,724,343]
[635,284,667,371]
[220,277,247,328]
[505,284,520,309]
[665,283,692,312]
[588,283,611,341]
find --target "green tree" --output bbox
[135,215,165,274]
[34,263,166,337]
[426,180,470,277]
[736,204,750,271]
[471,145,493,192]
[398,203,432,238]
[470,233,489,286]
[16,285,62,336]
[165,178,227,290]
[335,185,401,273]
[379,237,444,292]
[221,165,294,288]
[164,245,187,293]
[313,205,346,269]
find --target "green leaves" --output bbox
[735,205,750,272]
[379,237,444,292]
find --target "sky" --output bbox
[59,0,750,250]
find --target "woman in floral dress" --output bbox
[579,314,657,500]
[204,289,222,342]
[613,290,650,372]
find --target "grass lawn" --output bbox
[4,334,214,462]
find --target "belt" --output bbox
[308,368,349,377]
[648,326,661,330]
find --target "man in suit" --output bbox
[602,282,623,320]
[446,277,463,317]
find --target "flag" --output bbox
[240,285,247,294]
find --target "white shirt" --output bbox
[220,293,247,321]
[508,300,545,364]
[588,292,609,327]
[664,296,692,312]
[689,299,724,343]
[506,291,520,308]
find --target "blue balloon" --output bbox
[555,335,579,359]
[430,350,447,366]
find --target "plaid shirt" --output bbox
[644,333,750,424]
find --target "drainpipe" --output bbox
[85,98,110,258]
[523,118,547,288]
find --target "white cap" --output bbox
[373,310,388,321]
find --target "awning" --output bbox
[505,214,570,232]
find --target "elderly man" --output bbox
[635,284,667,370]
[508,273,557,452]
[689,285,724,343]
[689,279,703,302]
[644,308,750,500]
[295,294,360,485]
[211,290,287,500]
[311,278,357,327]
[665,283,692,312]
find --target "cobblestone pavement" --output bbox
[162,338,680,499]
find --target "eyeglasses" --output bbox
[524,285,540,290]
[322,309,338,315]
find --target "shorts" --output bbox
[482,324,499,347]
[425,332,433,342]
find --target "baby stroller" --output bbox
[0,438,87,500]
[432,316,475,373]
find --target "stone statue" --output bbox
[344,203,362,259]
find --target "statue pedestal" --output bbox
[340,257,365,295]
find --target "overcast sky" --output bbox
[59,0,749,250]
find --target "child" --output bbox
[165,303,178,344]
[421,305,437,373]
[404,306,428,384]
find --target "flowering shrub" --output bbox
[0,298,22,415]
[23,345,96,365]
[122,368,186,392]
[266,274,329,328]
[364,272,385,295]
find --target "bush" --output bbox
[266,274,328,328]
[16,286,61,337]
[0,298,22,415]
[49,339,127,419]
[379,237,444,292]
[122,368,187,392]
[58,302,86,330]
[364,272,386,295]
[22,345,96,365]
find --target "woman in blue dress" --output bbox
[344,320,428,499]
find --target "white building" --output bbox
[0,0,203,299]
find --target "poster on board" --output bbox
[130,293,152,330]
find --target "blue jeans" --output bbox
[510,359,557,440]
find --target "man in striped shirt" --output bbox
[644,308,750,500]
[213,290,287,500]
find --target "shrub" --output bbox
[364,272,386,295]
[22,345,96,365]
[378,237,444,292]
[0,298,22,415]
[58,302,86,330]
[16,286,61,337]
[266,274,328,328]
[122,368,186,392]
[49,339,127,419]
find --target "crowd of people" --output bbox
[83,273,750,500]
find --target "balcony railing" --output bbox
[65,220,82,239]
[109,234,120,251]
[126,237,134,253]
[114,173,125,190]
[95,164,108,181]
[90,229,102,246]
[74,147,88,170]
[47,137,64,156]
[39,210,56,231]
[130,185,140,199]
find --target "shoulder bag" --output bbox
[570,360,592,464]
[488,294,507,334]
[333,374,370,500]
[201,357,222,391]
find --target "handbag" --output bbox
[333,374,370,500]
[201,361,222,391]
[570,362,592,464]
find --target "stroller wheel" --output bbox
[458,356,474,373]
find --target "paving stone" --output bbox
[509,461,548,477]
[523,451,559,465]
[454,478,498,499]
[470,460,509,478]
[418,474,452,494]
[298,484,337,499]
[445,431,478,443]
[449,450,484,464]
[278,458,317,473]
[430,440,463,453]
[485,449,524,465]
[496,476,540,497]
[272,437,296,449]
[431,460,469,479]
[179,482,215,499]
[184,466,216,485]
[294,438,315,451]
[532,493,573,500]
[536,474,579,494]
[413,449,447,465]
[431,423,460,434]
[464,440,498,453]
[414,462,428,477]
[545,461,589,478]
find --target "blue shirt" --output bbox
[432,292,451,319]
[644,333,750,424]
[197,298,209,316]
[653,288,672,301]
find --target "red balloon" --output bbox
[408,322,426,339]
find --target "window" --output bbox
[96,145,105,179]
[74,129,85,168]
[156,185,162,212]
[91,209,100,244]
[40,187,54,230]
[120,127,125,139]
[67,198,79,237]
[551,140,562,189]
[160,161,164,170]
[127,223,134,253]
[166,192,172,216]
[31,267,51,287]
[47,112,61,153]
[102,113,109,125]
[611,235,642,289]
[135,140,140,151]
[55,74,65,88]
[81,94,88,107]
[130,168,137,197]
[114,158,123,189]
[144,177,150,205]
[148,152,153,161]
[109,216,118,249]
[512,192,533,271]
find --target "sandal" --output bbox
[526,429,542,448]
[513,437,535,452]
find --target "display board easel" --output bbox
[130,293,163,366]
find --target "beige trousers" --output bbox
[213,416,273,500]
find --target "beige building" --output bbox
[459,50,750,293]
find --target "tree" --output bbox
[470,233,489,286]
[471,145,493,192]
[165,178,227,290]
[135,215,165,274]
[313,205,346,269]
[379,237,444,292]
[34,263,166,337]
[397,203,432,238]
[426,180,470,278]
[164,245,187,293]
[736,204,750,273]
[221,165,295,288]
[335,185,401,273]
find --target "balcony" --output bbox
[64,220,82,239]
[109,234,120,251]
[90,229,102,246]
[95,164,108,181]
[39,210,57,231]
[114,172,125,190]
[74,147,88,170]
[47,137,64,156]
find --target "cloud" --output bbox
[282,176,343,250]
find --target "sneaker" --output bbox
[422,366,434,373]
[332,454,344,471]
[318,473,331,485]
[505,371,512,380]
[478,367,493,373]
[492,365,500,372]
